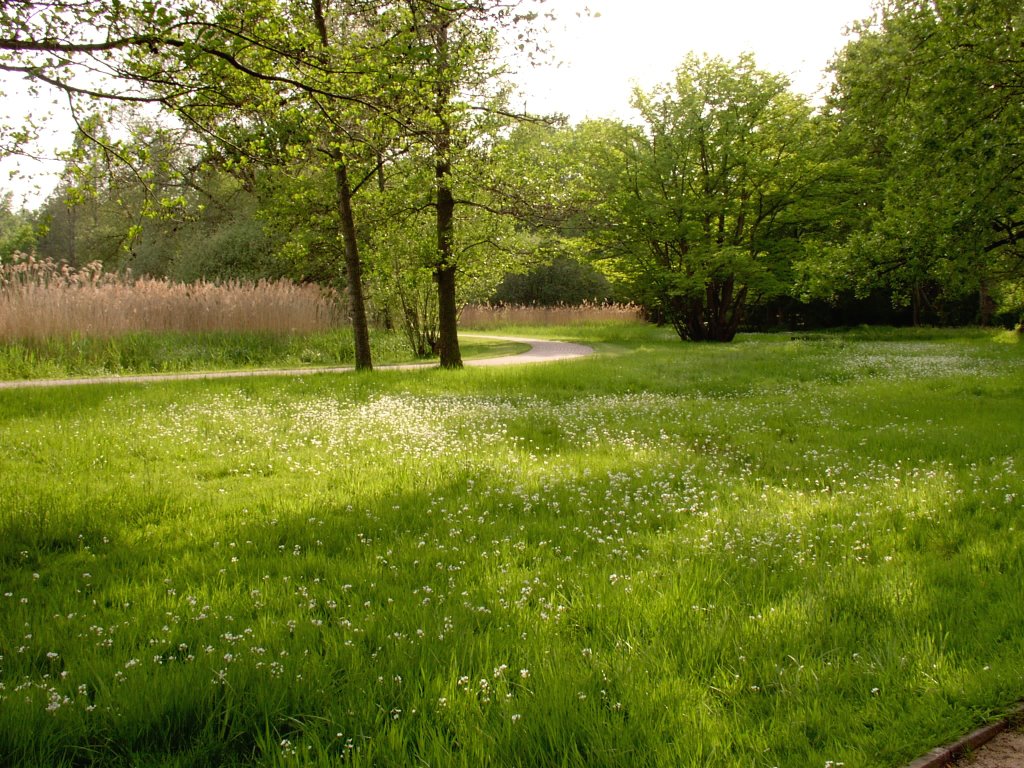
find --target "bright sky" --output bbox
[1,0,877,208]
[512,0,877,120]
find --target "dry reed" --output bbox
[459,302,644,329]
[0,253,343,340]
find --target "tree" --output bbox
[2,0,558,365]
[121,0,401,367]
[34,116,184,268]
[136,169,287,281]
[583,55,817,341]
[0,0,397,368]
[827,0,1024,324]
[389,0,554,367]
[491,255,613,306]
[361,142,530,357]
[0,192,39,258]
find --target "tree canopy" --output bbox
[576,55,818,341]
[3,0,1024,344]
[824,0,1024,323]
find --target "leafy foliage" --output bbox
[826,0,1024,324]
[579,56,818,341]
[5,0,1024,341]
[491,255,614,306]
[0,193,38,258]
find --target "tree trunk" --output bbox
[435,263,461,366]
[978,280,995,327]
[435,163,462,368]
[668,279,746,342]
[334,162,373,371]
[431,16,462,370]
[722,285,747,342]
[313,0,371,370]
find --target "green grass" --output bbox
[0,324,1022,767]
[0,330,528,380]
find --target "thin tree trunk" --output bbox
[312,0,372,370]
[335,162,373,370]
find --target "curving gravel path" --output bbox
[462,333,594,367]
[0,334,594,390]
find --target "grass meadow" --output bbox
[0,330,530,381]
[0,324,1022,767]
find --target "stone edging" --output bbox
[906,704,1024,768]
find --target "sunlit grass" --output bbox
[0,326,1021,767]
[0,331,529,381]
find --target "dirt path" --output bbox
[0,334,594,390]
[461,334,594,366]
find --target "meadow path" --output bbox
[0,334,594,390]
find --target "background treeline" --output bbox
[1,0,1021,344]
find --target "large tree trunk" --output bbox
[334,162,373,371]
[434,160,462,368]
[668,278,745,342]
[431,16,462,370]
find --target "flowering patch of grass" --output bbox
[0,326,1021,767]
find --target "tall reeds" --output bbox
[459,302,644,329]
[0,253,645,342]
[0,253,343,340]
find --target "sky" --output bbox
[510,0,877,120]
[0,0,877,209]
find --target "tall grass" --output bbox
[0,331,529,381]
[460,302,644,329]
[0,329,425,380]
[0,327,1021,766]
[0,253,342,340]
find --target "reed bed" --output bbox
[460,302,644,329]
[0,253,342,340]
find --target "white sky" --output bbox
[1,0,877,208]
[511,0,877,120]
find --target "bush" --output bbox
[490,256,615,306]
